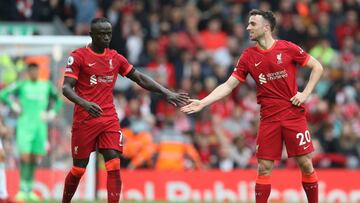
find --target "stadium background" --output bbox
[0,0,359,202]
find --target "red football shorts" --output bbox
[71,117,123,159]
[256,116,314,160]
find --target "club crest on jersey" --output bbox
[276,53,282,64]
[109,59,113,69]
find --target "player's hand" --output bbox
[82,101,103,117]
[165,92,190,107]
[180,99,204,114]
[11,102,21,115]
[290,91,309,106]
[41,110,56,122]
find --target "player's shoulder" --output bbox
[107,48,122,57]
[67,47,87,65]
[107,48,119,55]
[276,39,298,48]
[7,80,24,90]
[72,46,87,53]
[107,48,127,61]
[241,46,254,56]
[70,47,87,57]
[42,80,53,86]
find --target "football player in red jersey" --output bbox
[61,17,189,203]
[181,10,323,203]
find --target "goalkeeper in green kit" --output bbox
[0,63,63,201]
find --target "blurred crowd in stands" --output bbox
[0,0,359,170]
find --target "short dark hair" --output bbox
[90,17,111,29]
[249,9,276,31]
[27,63,39,69]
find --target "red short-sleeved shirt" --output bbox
[64,46,133,122]
[232,40,310,121]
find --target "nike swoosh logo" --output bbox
[255,61,262,67]
[303,145,311,150]
[88,63,96,67]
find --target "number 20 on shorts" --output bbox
[296,130,311,146]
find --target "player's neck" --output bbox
[89,44,105,54]
[257,35,275,50]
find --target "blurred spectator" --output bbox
[0,115,12,202]
[335,9,359,48]
[200,17,228,51]
[309,38,339,68]
[73,0,97,35]
[338,122,360,168]
[126,20,144,66]
[128,119,202,171]
[229,136,252,168]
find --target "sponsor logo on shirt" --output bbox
[98,75,114,83]
[89,75,114,85]
[259,70,288,85]
[259,73,267,84]
[90,75,97,85]
[266,70,288,81]
[65,68,73,73]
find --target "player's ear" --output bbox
[264,23,271,32]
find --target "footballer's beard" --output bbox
[102,41,110,48]
[92,40,110,50]
[252,32,266,43]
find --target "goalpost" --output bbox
[0,35,91,84]
[0,35,97,201]
[0,35,91,56]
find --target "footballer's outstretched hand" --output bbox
[180,99,203,114]
[165,92,190,107]
[82,101,103,117]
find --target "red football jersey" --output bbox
[232,40,310,121]
[64,46,133,122]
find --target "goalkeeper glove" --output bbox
[41,110,56,122]
[11,103,21,114]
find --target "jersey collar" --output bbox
[256,40,277,53]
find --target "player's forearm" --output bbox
[303,62,323,96]
[0,89,13,107]
[135,73,172,96]
[52,96,63,113]
[200,83,233,107]
[62,85,88,107]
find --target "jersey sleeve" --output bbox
[48,82,63,113]
[288,42,310,67]
[116,53,133,77]
[0,81,22,106]
[64,51,82,80]
[231,51,249,82]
